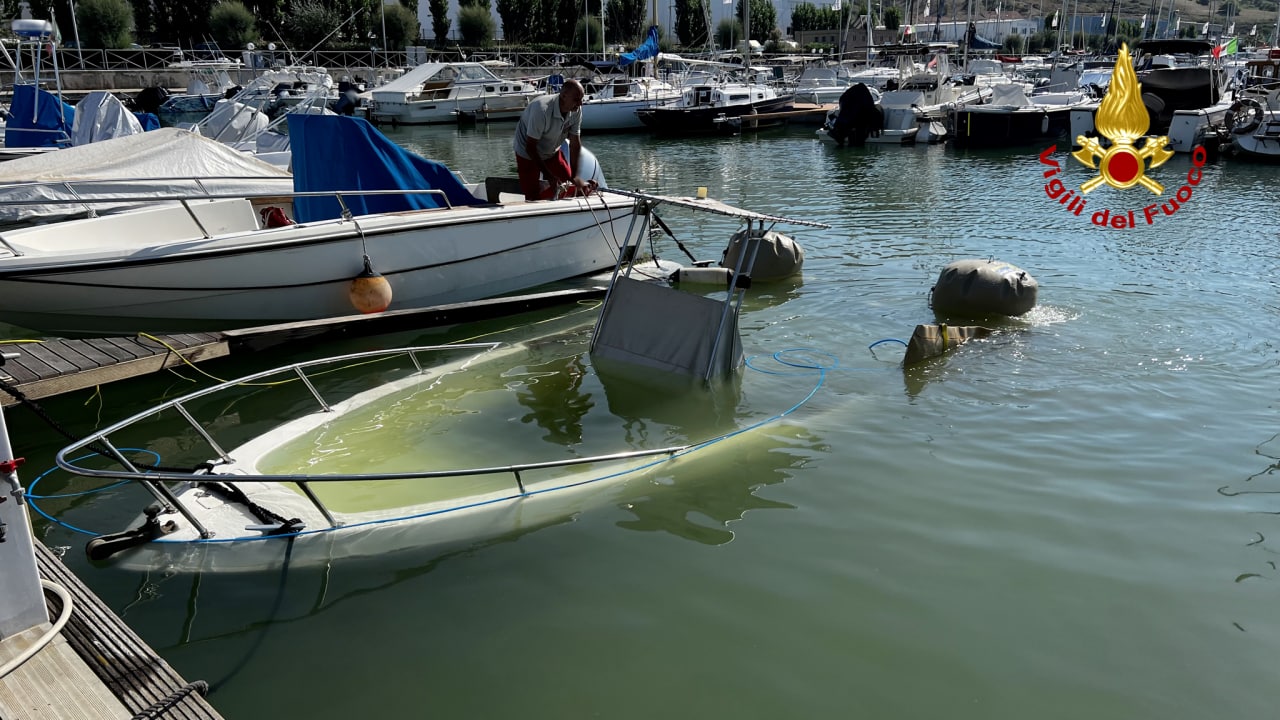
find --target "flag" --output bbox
[1251,24,1257,36]
[923,1,930,17]
[1201,22,1209,34]
[1212,36,1238,58]
[1228,22,1234,34]
[1100,12,1108,28]
[1140,14,1146,30]
[1051,10,1058,27]
[903,24,913,35]
[619,25,660,66]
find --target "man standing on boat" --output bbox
[513,79,596,201]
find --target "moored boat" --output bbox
[0,114,628,336]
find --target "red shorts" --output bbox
[516,150,572,201]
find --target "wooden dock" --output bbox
[0,287,607,406]
[0,542,222,719]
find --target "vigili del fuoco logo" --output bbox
[1039,43,1207,229]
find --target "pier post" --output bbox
[0,354,49,639]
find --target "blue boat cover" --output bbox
[619,26,660,67]
[287,114,485,222]
[5,85,74,148]
[134,112,161,131]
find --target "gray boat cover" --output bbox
[592,276,742,378]
[0,127,292,225]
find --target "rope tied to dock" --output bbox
[129,679,209,720]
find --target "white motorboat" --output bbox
[0,114,627,336]
[369,61,542,125]
[47,190,830,572]
[581,75,680,132]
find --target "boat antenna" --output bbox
[264,20,299,65]
[298,8,365,65]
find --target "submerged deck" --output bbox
[0,287,607,406]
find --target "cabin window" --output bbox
[485,85,496,92]
[730,94,747,101]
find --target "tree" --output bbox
[428,0,450,44]
[287,0,340,49]
[497,0,539,44]
[210,1,257,49]
[715,17,742,49]
[571,16,603,51]
[76,0,135,48]
[606,0,647,44]
[734,0,776,42]
[458,4,495,46]
[675,0,708,48]
[1001,33,1023,52]
[381,3,419,48]
[883,6,900,30]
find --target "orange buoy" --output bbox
[349,256,392,314]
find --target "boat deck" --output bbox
[0,541,223,719]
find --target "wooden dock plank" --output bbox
[33,542,223,719]
[1,338,231,406]
[58,340,118,368]
[37,340,98,372]
[0,345,57,382]
[80,339,137,364]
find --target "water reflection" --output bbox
[1219,431,1280,588]
[514,353,593,445]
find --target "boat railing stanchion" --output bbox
[98,435,214,539]
[293,481,340,528]
[293,366,332,412]
[177,198,213,239]
[172,401,233,464]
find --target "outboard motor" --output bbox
[829,83,883,147]
[333,89,361,116]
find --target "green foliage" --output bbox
[496,0,537,43]
[428,0,450,45]
[606,0,647,44]
[675,0,709,48]
[210,1,257,48]
[458,4,495,46]
[1001,33,1023,52]
[734,0,777,41]
[76,0,135,48]
[459,0,490,7]
[382,3,420,48]
[571,16,603,52]
[884,6,900,30]
[287,0,340,49]
[716,17,743,49]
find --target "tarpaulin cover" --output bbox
[70,91,143,146]
[288,114,485,222]
[619,26,660,67]
[6,85,74,148]
[0,127,292,224]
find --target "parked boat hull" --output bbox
[636,95,794,135]
[0,196,636,336]
[950,106,1076,149]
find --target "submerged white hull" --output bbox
[0,195,636,335]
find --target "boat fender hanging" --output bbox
[929,259,1037,317]
[721,230,804,281]
[349,255,393,314]
[673,266,735,287]
[902,323,993,366]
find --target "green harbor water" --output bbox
[9,123,1280,718]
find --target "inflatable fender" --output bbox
[721,230,804,281]
[929,259,1037,317]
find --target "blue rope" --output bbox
[868,338,907,349]
[26,449,161,537]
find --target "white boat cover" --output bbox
[371,62,447,101]
[70,91,143,146]
[0,127,292,225]
[199,99,270,144]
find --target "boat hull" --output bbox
[636,95,794,135]
[950,106,1076,149]
[0,196,636,335]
